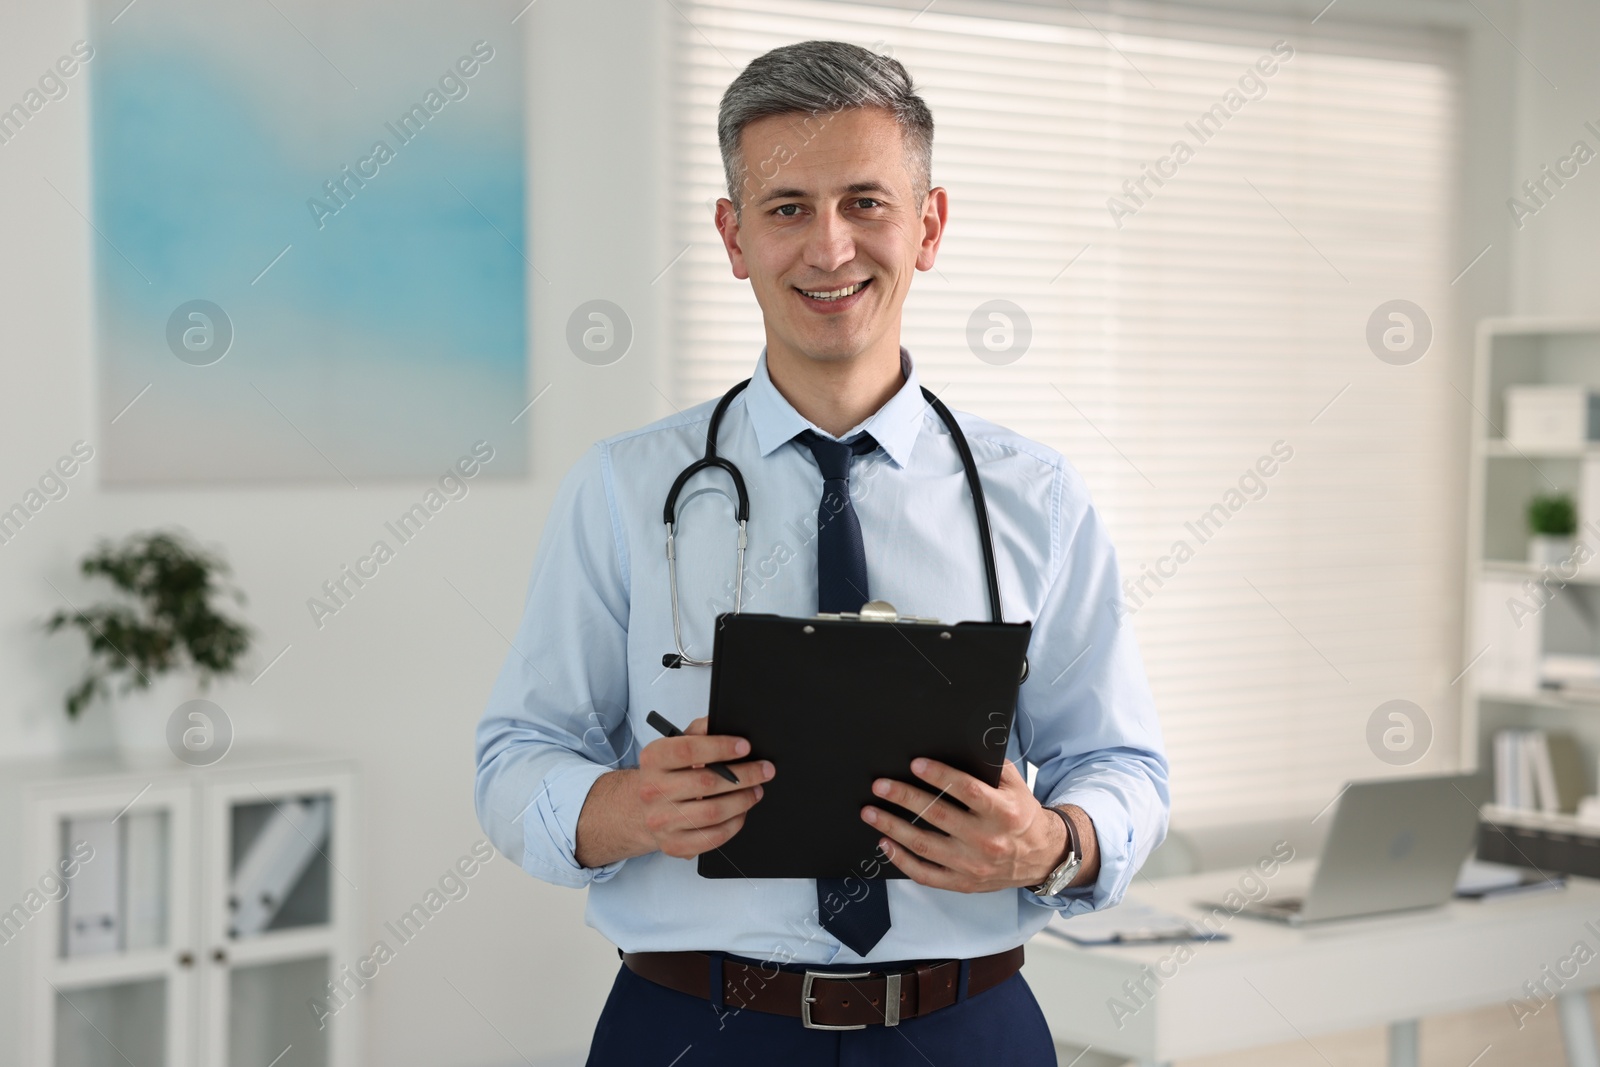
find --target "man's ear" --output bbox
[714,197,751,281]
[916,186,948,272]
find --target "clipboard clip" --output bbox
[810,600,1032,684]
[812,599,943,625]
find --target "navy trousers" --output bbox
[584,953,1057,1066]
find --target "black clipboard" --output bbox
[698,608,1032,880]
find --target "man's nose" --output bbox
[803,208,856,273]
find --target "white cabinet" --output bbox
[0,747,360,1067]
[1464,318,1600,787]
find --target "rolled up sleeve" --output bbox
[1017,467,1170,916]
[473,443,633,888]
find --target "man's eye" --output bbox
[774,204,801,217]
[855,198,881,209]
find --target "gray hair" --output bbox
[717,40,934,219]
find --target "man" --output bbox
[475,39,1169,1065]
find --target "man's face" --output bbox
[714,106,945,367]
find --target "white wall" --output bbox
[0,0,672,1063]
[1506,0,1600,317]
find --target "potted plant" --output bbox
[1527,492,1578,567]
[42,529,253,724]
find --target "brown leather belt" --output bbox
[619,944,1024,1030]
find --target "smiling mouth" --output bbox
[795,279,871,301]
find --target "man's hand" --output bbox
[632,716,774,859]
[574,716,774,868]
[861,757,1095,893]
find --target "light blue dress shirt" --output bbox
[474,345,1170,966]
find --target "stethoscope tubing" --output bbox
[662,376,1023,681]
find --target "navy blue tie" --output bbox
[796,428,892,956]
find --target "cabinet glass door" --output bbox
[34,782,195,1067]
[59,808,171,956]
[226,794,334,939]
[53,976,167,1067]
[228,955,331,1067]
[202,770,355,1067]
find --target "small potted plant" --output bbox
[1527,492,1578,567]
[42,529,253,723]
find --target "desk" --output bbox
[1026,868,1600,1066]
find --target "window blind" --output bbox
[669,0,1463,825]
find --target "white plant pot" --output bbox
[101,674,204,757]
[1529,534,1576,567]
[56,695,120,756]
[53,677,178,757]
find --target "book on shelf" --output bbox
[122,810,167,951]
[1493,727,1587,815]
[59,810,172,957]
[62,816,119,957]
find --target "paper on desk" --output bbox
[1454,857,1565,899]
[1042,899,1229,945]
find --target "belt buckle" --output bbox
[800,969,901,1030]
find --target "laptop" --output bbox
[1204,772,1487,925]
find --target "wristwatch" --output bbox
[1026,806,1082,897]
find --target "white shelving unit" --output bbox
[1464,317,1600,782]
[0,746,360,1067]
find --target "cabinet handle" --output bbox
[177,951,194,967]
[212,948,228,964]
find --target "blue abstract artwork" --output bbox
[89,0,527,483]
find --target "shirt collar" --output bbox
[744,344,926,468]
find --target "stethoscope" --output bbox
[662,376,1027,683]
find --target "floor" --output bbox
[1055,988,1595,1066]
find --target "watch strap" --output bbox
[1053,805,1078,863]
[1028,805,1078,894]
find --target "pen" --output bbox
[646,710,743,784]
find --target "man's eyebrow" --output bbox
[756,181,894,205]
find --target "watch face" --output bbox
[1048,857,1080,894]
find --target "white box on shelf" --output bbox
[1542,654,1600,685]
[1505,384,1600,449]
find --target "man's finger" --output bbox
[909,757,993,813]
[864,805,959,869]
[868,777,969,834]
[878,836,958,891]
[687,716,708,735]
[665,758,774,801]
[997,758,1029,790]
[666,808,750,857]
[661,731,751,771]
[663,784,764,831]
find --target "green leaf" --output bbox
[42,528,254,719]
